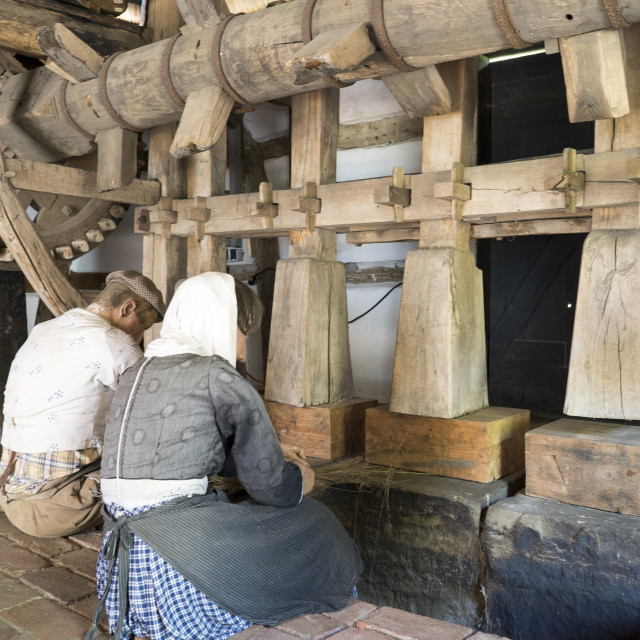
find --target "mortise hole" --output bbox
[565,13,573,20]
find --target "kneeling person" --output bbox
[0,270,165,538]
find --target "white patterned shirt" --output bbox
[1,308,142,455]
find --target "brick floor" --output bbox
[0,511,510,640]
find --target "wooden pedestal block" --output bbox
[264,397,377,460]
[526,418,640,516]
[365,406,530,482]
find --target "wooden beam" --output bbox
[382,65,451,119]
[0,170,86,315]
[559,28,630,123]
[38,23,104,84]
[95,127,138,192]
[0,0,145,58]
[175,0,220,30]
[472,217,592,238]
[5,158,159,204]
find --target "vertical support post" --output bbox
[142,0,188,342]
[389,57,487,418]
[565,22,640,419]
[265,88,356,407]
[186,130,227,276]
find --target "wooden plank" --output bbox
[565,230,640,419]
[0,0,145,58]
[383,65,451,119]
[95,127,138,192]
[337,115,423,150]
[471,217,591,239]
[346,228,419,244]
[264,397,377,459]
[38,23,104,84]
[264,258,355,407]
[170,85,234,159]
[559,29,630,123]
[5,158,159,205]
[366,405,531,482]
[526,419,640,516]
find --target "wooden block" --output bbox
[170,85,234,159]
[526,418,640,516]
[418,219,470,250]
[382,65,451,118]
[38,23,103,84]
[265,397,377,460]
[559,29,630,123]
[291,23,375,85]
[365,405,530,482]
[96,127,138,192]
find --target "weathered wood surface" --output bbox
[0,0,145,58]
[264,257,355,407]
[95,127,138,192]
[564,230,640,419]
[264,397,377,459]
[142,0,188,344]
[383,65,451,119]
[0,172,86,315]
[365,406,530,482]
[559,28,630,122]
[389,247,488,419]
[5,158,159,205]
[4,0,640,158]
[526,419,640,516]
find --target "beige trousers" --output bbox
[1,462,102,538]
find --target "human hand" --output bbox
[281,445,314,495]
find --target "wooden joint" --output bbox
[249,183,278,228]
[292,182,321,231]
[433,162,471,220]
[551,148,586,214]
[373,167,410,222]
[177,196,211,222]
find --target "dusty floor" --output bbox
[0,509,509,640]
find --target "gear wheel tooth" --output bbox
[71,239,90,253]
[54,245,74,260]
[85,229,105,243]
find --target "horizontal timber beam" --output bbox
[154,148,640,238]
[2,0,639,160]
[5,159,160,205]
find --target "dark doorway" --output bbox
[476,51,593,417]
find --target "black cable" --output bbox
[248,267,276,286]
[348,282,402,324]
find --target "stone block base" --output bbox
[485,493,640,640]
[314,461,524,627]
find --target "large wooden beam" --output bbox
[0,0,146,58]
[5,158,159,204]
[3,1,640,160]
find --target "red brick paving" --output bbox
[0,511,509,640]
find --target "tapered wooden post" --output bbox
[389,58,488,418]
[565,23,640,419]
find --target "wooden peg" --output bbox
[292,182,321,231]
[433,162,471,219]
[250,182,278,228]
[552,148,585,214]
[373,167,411,222]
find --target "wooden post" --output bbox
[389,57,488,419]
[265,87,355,406]
[565,22,640,419]
[142,0,188,343]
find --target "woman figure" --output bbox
[87,273,361,640]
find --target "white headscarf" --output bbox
[144,272,237,363]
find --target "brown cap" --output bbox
[105,270,166,321]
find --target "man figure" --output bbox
[0,270,165,538]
